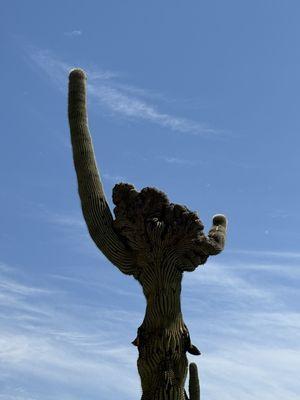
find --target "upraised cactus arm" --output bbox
[68,69,136,275]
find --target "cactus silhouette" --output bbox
[68,69,227,400]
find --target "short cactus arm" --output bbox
[68,69,136,275]
[189,363,200,400]
[204,214,227,255]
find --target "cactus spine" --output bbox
[68,69,227,400]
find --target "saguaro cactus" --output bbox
[68,69,227,400]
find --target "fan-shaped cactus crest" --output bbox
[68,68,227,400]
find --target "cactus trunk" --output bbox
[68,69,226,400]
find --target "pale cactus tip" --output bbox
[69,68,87,80]
[212,214,227,228]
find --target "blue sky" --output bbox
[1,1,300,399]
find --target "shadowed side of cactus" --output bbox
[189,363,200,400]
[68,69,227,400]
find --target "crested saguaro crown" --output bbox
[68,68,227,400]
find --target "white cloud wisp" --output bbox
[29,48,220,136]
[1,250,299,399]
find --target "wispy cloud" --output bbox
[28,204,104,259]
[102,172,126,183]
[268,209,297,219]
[28,48,221,136]
[44,211,85,228]
[228,248,300,259]
[1,248,299,399]
[183,255,300,399]
[64,30,82,37]
[0,278,48,296]
[202,345,300,400]
[158,155,198,166]
[0,263,140,400]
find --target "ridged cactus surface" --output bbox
[68,69,227,400]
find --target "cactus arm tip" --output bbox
[69,68,86,79]
[212,213,227,229]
